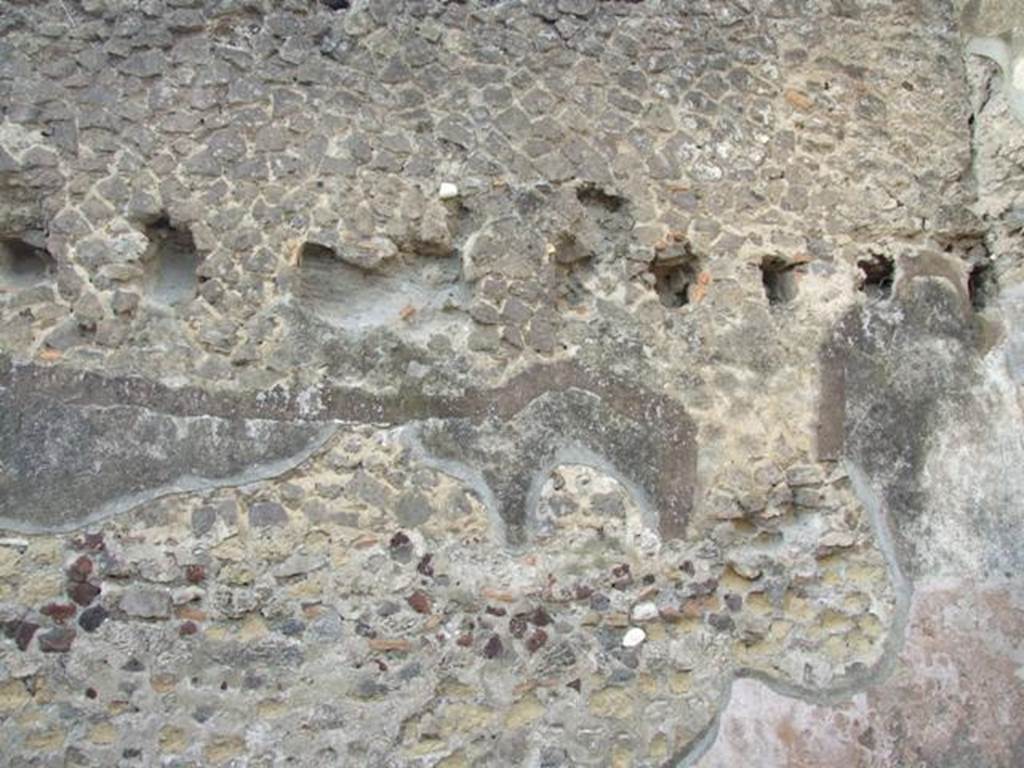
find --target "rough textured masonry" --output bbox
[0,1,1022,766]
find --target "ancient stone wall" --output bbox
[0,1,1022,766]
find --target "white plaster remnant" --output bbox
[622,627,647,647]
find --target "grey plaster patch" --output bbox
[0,358,336,533]
[0,357,696,544]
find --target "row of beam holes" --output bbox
[857,253,997,310]
[759,254,896,306]
[0,217,199,309]
[1,226,998,318]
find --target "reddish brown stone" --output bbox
[456,633,473,647]
[406,590,431,614]
[526,628,548,653]
[68,581,101,606]
[68,555,93,582]
[179,621,199,636]
[185,564,205,584]
[41,602,77,623]
[529,607,552,626]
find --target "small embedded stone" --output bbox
[727,558,763,581]
[406,590,431,614]
[120,588,171,619]
[279,618,306,637]
[529,607,552,626]
[688,577,718,597]
[10,621,39,651]
[631,601,659,622]
[438,182,459,199]
[78,606,108,633]
[482,634,504,659]
[249,501,288,528]
[41,603,77,623]
[416,554,434,577]
[68,555,94,582]
[273,552,327,578]
[611,562,632,590]
[816,531,857,558]
[708,613,735,632]
[469,301,501,325]
[509,613,529,638]
[38,627,76,653]
[68,581,101,607]
[622,627,646,648]
[396,493,433,527]
[784,88,814,111]
[368,638,413,653]
[71,532,105,551]
[526,628,548,653]
[389,531,413,562]
[179,621,199,637]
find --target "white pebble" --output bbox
[438,182,459,199]
[622,627,647,648]
[631,601,659,622]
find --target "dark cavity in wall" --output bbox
[0,237,54,291]
[857,253,894,299]
[143,217,199,308]
[968,259,998,310]
[650,241,702,309]
[297,242,343,303]
[760,255,801,305]
[576,183,625,213]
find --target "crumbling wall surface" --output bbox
[0,0,1021,766]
